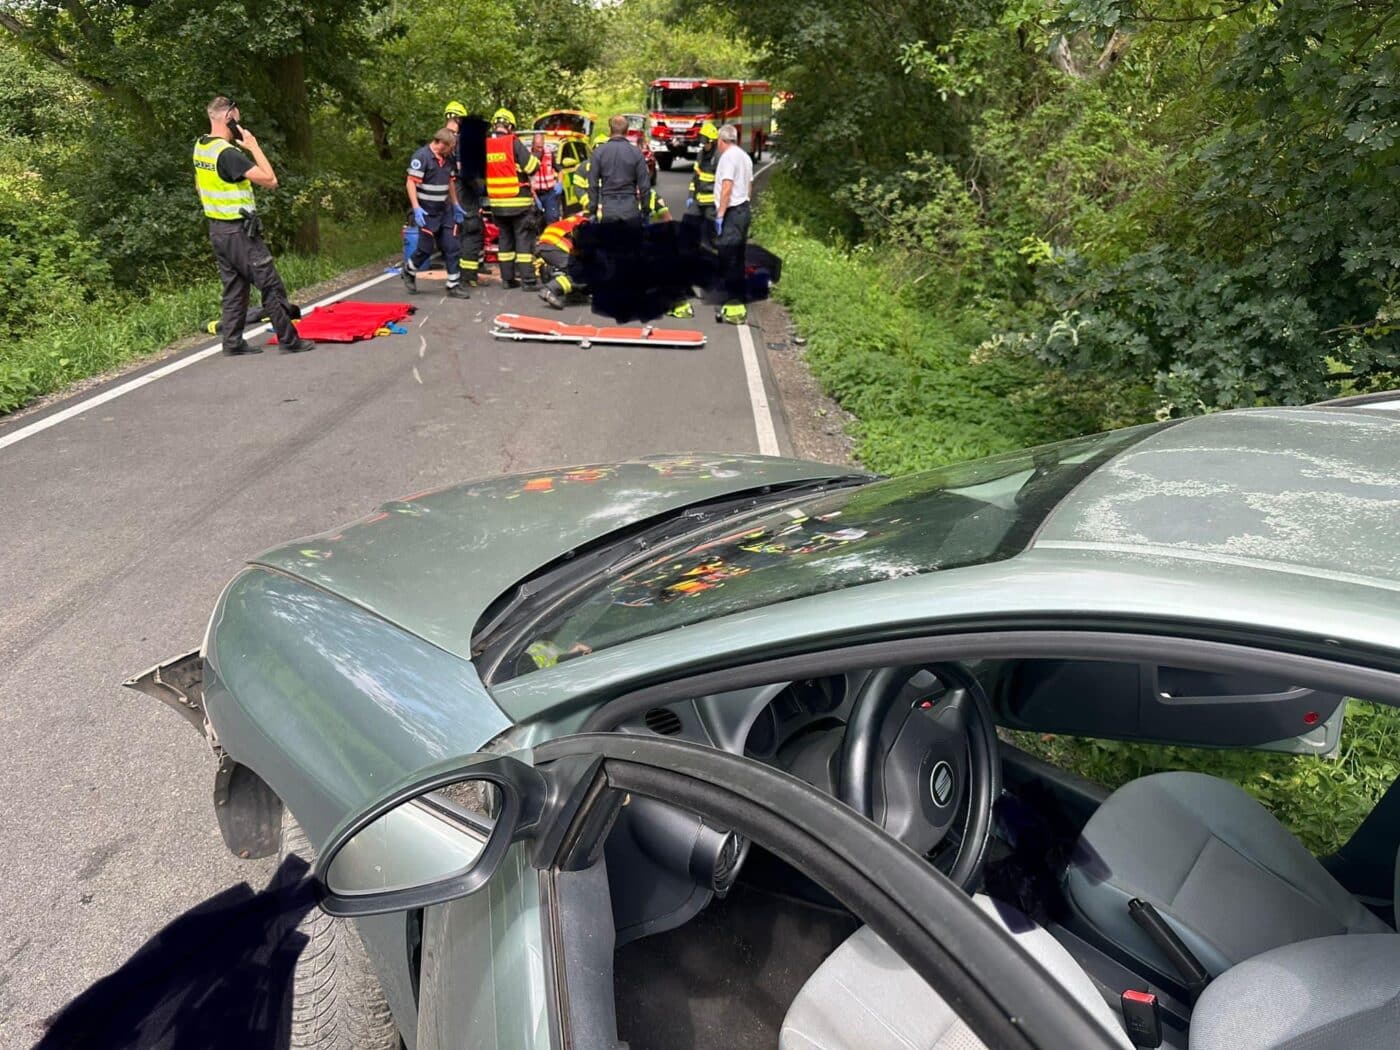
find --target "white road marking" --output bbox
[418,336,427,359]
[412,366,423,385]
[754,158,776,180]
[737,323,780,456]
[0,270,397,453]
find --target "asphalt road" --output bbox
[0,162,789,1045]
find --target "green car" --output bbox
[132,397,1400,1050]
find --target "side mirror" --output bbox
[314,753,549,917]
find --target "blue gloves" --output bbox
[452,203,467,223]
[714,216,723,235]
[412,206,427,227]
[535,197,545,212]
[686,197,694,210]
[551,182,564,197]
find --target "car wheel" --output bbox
[282,811,401,1050]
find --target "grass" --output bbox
[0,214,402,417]
[752,210,1117,475]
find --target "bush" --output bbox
[0,143,111,339]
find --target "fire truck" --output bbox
[645,77,772,170]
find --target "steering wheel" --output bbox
[838,664,1000,891]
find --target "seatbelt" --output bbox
[1128,899,1211,1003]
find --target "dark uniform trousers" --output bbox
[209,219,298,352]
[495,209,538,286]
[407,209,462,286]
[717,202,752,305]
[458,196,485,283]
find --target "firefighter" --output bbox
[446,105,488,285]
[485,107,540,288]
[401,127,471,299]
[443,99,467,130]
[569,129,608,217]
[535,212,590,310]
[644,188,672,224]
[687,120,720,248]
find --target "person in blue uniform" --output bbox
[402,127,471,298]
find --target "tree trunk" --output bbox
[268,49,319,254]
[368,112,392,161]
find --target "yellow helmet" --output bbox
[699,121,718,141]
[492,107,516,127]
[591,129,608,147]
[444,100,468,118]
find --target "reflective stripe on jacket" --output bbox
[537,213,588,254]
[193,137,254,220]
[689,145,718,206]
[485,133,539,211]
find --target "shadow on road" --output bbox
[38,857,315,1050]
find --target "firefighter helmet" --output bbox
[492,107,516,127]
[699,121,719,141]
[444,100,468,118]
[591,129,608,147]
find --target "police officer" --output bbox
[193,96,313,355]
[485,108,540,288]
[402,127,471,299]
[588,115,650,226]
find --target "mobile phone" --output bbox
[227,117,244,143]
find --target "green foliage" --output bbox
[756,205,1136,473]
[576,0,756,113]
[1011,700,1400,855]
[1021,0,1400,411]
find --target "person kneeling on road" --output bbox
[402,127,471,299]
[194,96,313,355]
[536,213,590,310]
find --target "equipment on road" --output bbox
[269,300,415,343]
[490,312,705,349]
[646,78,772,169]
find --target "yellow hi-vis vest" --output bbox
[193,137,255,220]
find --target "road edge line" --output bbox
[0,269,397,453]
[737,323,780,456]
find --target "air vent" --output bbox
[643,708,683,735]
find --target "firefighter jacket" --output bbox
[193,137,255,220]
[689,143,719,208]
[537,213,588,255]
[485,133,539,214]
[569,157,592,214]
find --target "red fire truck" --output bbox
[645,77,772,170]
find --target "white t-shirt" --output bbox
[715,145,753,208]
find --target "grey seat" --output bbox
[779,895,1134,1050]
[781,901,1400,1050]
[1065,772,1391,977]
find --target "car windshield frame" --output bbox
[648,86,716,115]
[487,423,1171,682]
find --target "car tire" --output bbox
[281,811,401,1050]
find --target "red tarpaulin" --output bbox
[269,301,415,343]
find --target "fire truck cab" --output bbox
[645,77,772,170]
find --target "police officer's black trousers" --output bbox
[209,220,298,352]
[494,208,537,286]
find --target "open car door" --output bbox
[315,734,1124,1050]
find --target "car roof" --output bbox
[1035,406,1400,587]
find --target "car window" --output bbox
[1005,697,1400,855]
[500,424,1166,678]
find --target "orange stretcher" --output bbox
[489,313,706,349]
